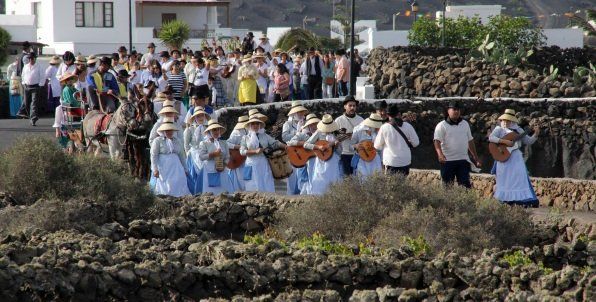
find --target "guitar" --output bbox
[287,146,315,167]
[488,128,528,162]
[227,149,246,169]
[356,140,377,162]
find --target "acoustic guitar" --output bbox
[313,141,334,161]
[287,146,315,168]
[356,140,377,162]
[488,129,527,162]
[227,149,246,169]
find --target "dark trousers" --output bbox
[340,154,354,176]
[386,165,410,176]
[307,75,322,100]
[440,160,471,188]
[18,85,40,120]
[337,81,348,97]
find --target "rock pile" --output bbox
[366,47,596,99]
[0,193,593,301]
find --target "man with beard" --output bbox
[86,56,120,112]
[334,95,364,176]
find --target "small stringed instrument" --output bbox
[488,128,527,162]
[313,128,351,161]
[227,148,246,169]
[287,146,315,168]
[356,140,377,162]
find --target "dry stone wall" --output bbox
[216,97,595,179]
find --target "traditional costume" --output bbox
[282,101,308,195]
[227,116,249,191]
[289,113,320,195]
[304,114,343,195]
[489,109,539,207]
[184,108,210,194]
[199,121,235,194]
[149,103,183,146]
[351,113,384,178]
[237,55,258,105]
[150,121,190,197]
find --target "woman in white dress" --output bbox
[240,117,286,192]
[351,113,384,178]
[289,113,320,195]
[199,120,235,194]
[150,121,190,197]
[227,115,249,191]
[282,101,308,195]
[184,107,210,194]
[489,109,540,207]
[304,114,343,195]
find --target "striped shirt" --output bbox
[167,72,186,99]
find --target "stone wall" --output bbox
[409,169,596,211]
[216,97,595,179]
[366,47,596,99]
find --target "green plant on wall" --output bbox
[0,26,11,66]
[158,20,190,51]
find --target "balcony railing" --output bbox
[153,28,215,39]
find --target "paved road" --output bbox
[0,117,55,151]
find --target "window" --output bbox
[32,2,42,28]
[75,2,113,27]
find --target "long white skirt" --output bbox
[494,149,538,205]
[202,160,235,195]
[286,167,301,195]
[299,158,315,195]
[244,154,275,192]
[310,153,342,195]
[229,163,246,192]
[356,154,382,178]
[154,153,191,197]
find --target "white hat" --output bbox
[287,101,308,116]
[244,117,265,128]
[154,92,168,102]
[187,107,210,124]
[204,119,226,134]
[234,115,250,130]
[242,54,253,63]
[317,114,339,133]
[259,34,269,40]
[362,113,384,129]
[158,106,179,116]
[302,113,320,129]
[498,109,519,123]
[157,120,179,132]
[87,55,98,64]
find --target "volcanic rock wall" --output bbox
[366,47,596,99]
[216,98,595,179]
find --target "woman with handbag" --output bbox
[273,63,291,102]
[199,120,235,194]
[321,54,335,99]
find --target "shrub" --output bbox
[276,173,534,256]
[158,20,190,51]
[0,26,11,66]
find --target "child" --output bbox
[289,113,320,195]
[199,120,235,194]
[150,120,190,197]
[304,114,343,195]
[351,113,383,178]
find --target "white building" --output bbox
[3,0,232,54]
[437,5,503,24]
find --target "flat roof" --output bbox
[136,0,230,5]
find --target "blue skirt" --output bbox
[186,156,203,195]
[9,95,22,117]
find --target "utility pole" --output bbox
[442,0,446,47]
[128,0,133,52]
[349,0,356,96]
[393,12,401,31]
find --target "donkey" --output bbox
[125,86,158,180]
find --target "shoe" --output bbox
[16,113,28,119]
[30,119,37,126]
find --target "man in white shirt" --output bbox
[305,47,324,100]
[17,52,45,125]
[257,34,273,55]
[374,104,419,175]
[334,95,364,175]
[433,101,481,188]
[160,51,175,74]
[140,42,156,69]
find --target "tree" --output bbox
[0,27,11,66]
[275,28,321,53]
[568,9,596,37]
[158,20,190,51]
[330,4,367,48]
[485,15,545,49]
[317,36,343,53]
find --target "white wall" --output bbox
[330,20,376,43]
[444,5,502,24]
[0,14,36,41]
[368,29,409,49]
[266,27,291,48]
[543,28,583,48]
[136,4,208,30]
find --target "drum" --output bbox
[266,149,293,180]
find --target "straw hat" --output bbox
[248,108,268,122]
[317,114,339,133]
[204,120,226,134]
[49,56,61,65]
[287,101,308,116]
[158,106,179,116]
[154,92,168,102]
[87,55,98,64]
[253,54,266,60]
[234,115,249,130]
[59,73,77,83]
[162,100,176,108]
[187,107,209,123]
[274,48,284,54]
[75,55,86,65]
[498,109,519,123]
[362,113,384,129]
[248,108,260,117]
[242,54,253,63]
[302,113,320,129]
[244,117,265,128]
[157,120,179,132]
[259,34,269,40]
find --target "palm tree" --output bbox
[568,9,595,37]
[158,20,190,51]
[275,28,321,52]
[330,5,368,48]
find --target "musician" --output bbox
[304,114,343,195]
[289,113,320,195]
[282,101,309,195]
[334,96,364,176]
[374,105,420,176]
[351,113,384,177]
[149,102,183,145]
[248,108,268,123]
[240,117,286,192]
[184,107,210,195]
[199,120,235,194]
[227,115,249,191]
[150,121,191,197]
[489,109,540,207]
[86,56,119,112]
[433,101,480,188]
[374,100,388,122]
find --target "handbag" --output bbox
[208,172,221,187]
[243,166,253,181]
[325,77,335,85]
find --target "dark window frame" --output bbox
[75,1,113,28]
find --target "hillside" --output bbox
[226,0,594,36]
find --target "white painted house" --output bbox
[3,0,232,54]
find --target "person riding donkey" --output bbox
[86,56,120,113]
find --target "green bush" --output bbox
[158,20,190,51]
[276,173,534,256]
[0,26,11,66]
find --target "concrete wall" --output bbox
[543,28,584,48]
[442,5,502,24]
[136,4,208,30]
[0,14,36,41]
[367,29,409,50]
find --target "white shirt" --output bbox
[21,63,45,85]
[334,114,364,155]
[255,62,269,90]
[433,119,474,161]
[193,67,209,86]
[7,62,17,79]
[162,59,175,73]
[140,52,154,68]
[56,63,76,83]
[374,121,420,167]
[257,42,273,55]
[45,65,61,97]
